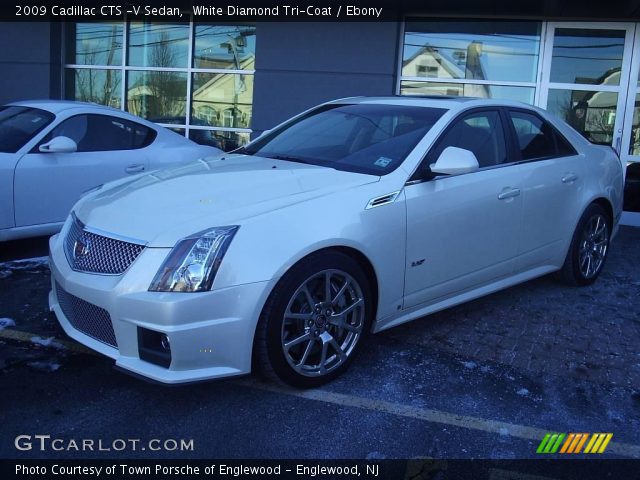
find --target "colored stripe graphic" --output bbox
[538,433,613,454]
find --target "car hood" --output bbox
[75,154,379,247]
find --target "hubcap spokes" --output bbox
[281,269,365,377]
[578,214,609,279]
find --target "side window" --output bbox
[45,114,155,152]
[429,110,507,168]
[509,111,575,160]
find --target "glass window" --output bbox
[193,24,256,70]
[191,72,253,128]
[65,68,122,108]
[428,111,507,168]
[403,21,541,83]
[550,28,625,85]
[45,114,155,152]
[509,111,574,160]
[64,21,255,144]
[66,22,123,66]
[546,89,618,145]
[244,104,446,175]
[624,162,640,212]
[400,80,535,104]
[0,106,54,153]
[127,22,190,68]
[126,71,188,123]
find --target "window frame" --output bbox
[63,20,256,151]
[33,113,157,153]
[504,107,578,163]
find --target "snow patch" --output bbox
[516,388,530,396]
[28,361,60,372]
[0,256,49,266]
[0,318,16,329]
[30,336,65,349]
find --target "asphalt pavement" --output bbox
[0,229,639,462]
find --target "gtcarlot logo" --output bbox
[14,435,194,452]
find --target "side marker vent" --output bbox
[366,191,401,209]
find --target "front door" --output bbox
[403,109,523,309]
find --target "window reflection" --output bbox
[403,21,540,83]
[546,89,618,145]
[400,80,535,104]
[126,71,187,122]
[188,129,250,151]
[550,29,624,85]
[194,24,256,70]
[65,68,121,108]
[66,22,123,65]
[628,74,640,155]
[127,22,189,68]
[191,72,253,128]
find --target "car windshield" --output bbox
[242,103,447,175]
[0,106,55,153]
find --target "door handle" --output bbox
[561,173,578,184]
[497,187,521,200]
[125,164,145,174]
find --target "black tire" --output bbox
[557,203,611,286]
[253,250,373,388]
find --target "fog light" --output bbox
[137,327,172,368]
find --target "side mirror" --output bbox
[429,146,479,176]
[39,136,77,153]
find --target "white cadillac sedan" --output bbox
[0,100,221,242]
[48,97,623,388]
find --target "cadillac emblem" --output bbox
[73,235,91,260]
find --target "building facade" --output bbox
[0,17,638,223]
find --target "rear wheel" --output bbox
[254,251,372,388]
[557,203,611,286]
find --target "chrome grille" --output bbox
[64,214,145,275]
[55,281,117,348]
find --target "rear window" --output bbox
[509,110,576,160]
[0,106,54,153]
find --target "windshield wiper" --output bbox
[265,154,312,164]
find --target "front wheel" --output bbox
[254,251,372,388]
[557,203,611,286]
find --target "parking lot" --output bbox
[1,228,639,460]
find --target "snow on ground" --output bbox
[27,361,61,372]
[0,318,16,330]
[0,256,49,278]
[30,336,65,350]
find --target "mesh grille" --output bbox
[64,215,145,275]
[55,281,117,348]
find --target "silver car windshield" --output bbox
[0,106,55,153]
[242,103,447,175]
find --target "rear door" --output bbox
[506,109,584,270]
[14,113,154,227]
[403,109,524,309]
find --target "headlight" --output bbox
[149,226,239,292]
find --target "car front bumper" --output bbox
[48,233,272,384]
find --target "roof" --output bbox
[7,99,121,114]
[329,95,536,111]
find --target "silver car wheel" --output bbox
[281,269,365,377]
[578,213,609,279]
